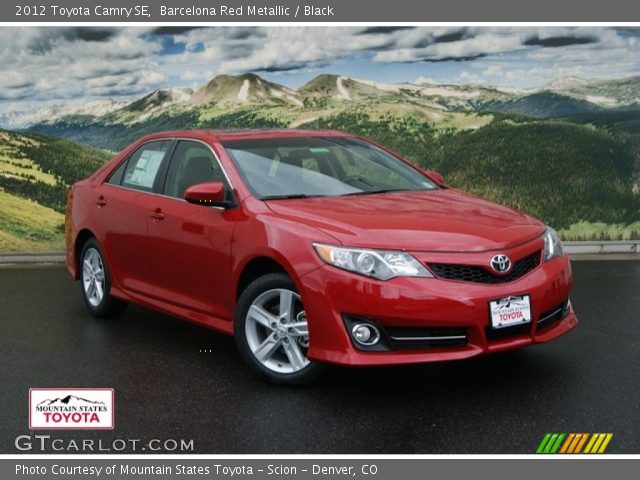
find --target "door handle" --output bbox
[95,196,106,207]
[150,209,165,222]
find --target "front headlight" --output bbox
[543,226,564,261]
[313,243,433,281]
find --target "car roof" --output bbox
[136,128,355,144]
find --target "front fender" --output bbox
[230,202,340,302]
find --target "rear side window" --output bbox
[163,141,226,199]
[120,140,172,192]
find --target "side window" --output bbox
[121,140,172,192]
[164,141,226,199]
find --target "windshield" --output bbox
[222,136,437,199]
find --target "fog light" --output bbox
[351,323,380,346]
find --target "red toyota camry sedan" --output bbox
[66,129,578,384]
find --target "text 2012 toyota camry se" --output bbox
[66,129,578,384]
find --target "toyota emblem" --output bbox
[490,254,512,273]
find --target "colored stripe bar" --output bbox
[549,433,566,453]
[567,433,583,453]
[543,434,560,453]
[588,433,607,454]
[537,432,613,454]
[560,433,575,454]
[583,434,598,453]
[598,434,613,453]
[573,433,589,453]
[537,433,552,454]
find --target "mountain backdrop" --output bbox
[1,72,640,251]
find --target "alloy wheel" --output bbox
[82,247,105,307]
[244,288,310,374]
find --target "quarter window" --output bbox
[106,159,128,186]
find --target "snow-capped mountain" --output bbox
[5,72,639,136]
[0,99,127,129]
[189,73,301,106]
[544,76,593,91]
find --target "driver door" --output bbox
[146,140,236,321]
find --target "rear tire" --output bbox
[79,238,128,318]
[234,273,324,385]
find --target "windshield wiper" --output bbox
[262,189,411,200]
[339,188,409,197]
[261,193,323,200]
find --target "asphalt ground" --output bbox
[0,261,638,454]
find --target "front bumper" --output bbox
[299,246,577,366]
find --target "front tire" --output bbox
[234,273,324,385]
[80,238,128,318]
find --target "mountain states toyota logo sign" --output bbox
[29,388,114,430]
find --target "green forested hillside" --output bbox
[429,122,637,230]
[0,129,109,212]
[302,113,639,230]
[477,92,604,118]
[0,129,110,250]
[560,110,640,146]
[0,190,65,251]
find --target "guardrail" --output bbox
[563,241,640,255]
[1,241,640,265]
[0,252,66,264]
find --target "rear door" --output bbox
[146,140,236,320]
[95,140,173,296]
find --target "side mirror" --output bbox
[184,182,236,208]
[423,169,445,185]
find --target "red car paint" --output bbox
[66,129,577,366]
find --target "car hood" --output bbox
[265,189,545,252]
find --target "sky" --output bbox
[0,26,639,114]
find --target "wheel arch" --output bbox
[235,254,301,301]
[72,228,96,279]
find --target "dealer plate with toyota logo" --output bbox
[489,294,532,329]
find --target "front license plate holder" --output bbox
[489,294,532,329]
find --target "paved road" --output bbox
[1,261,639,454]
